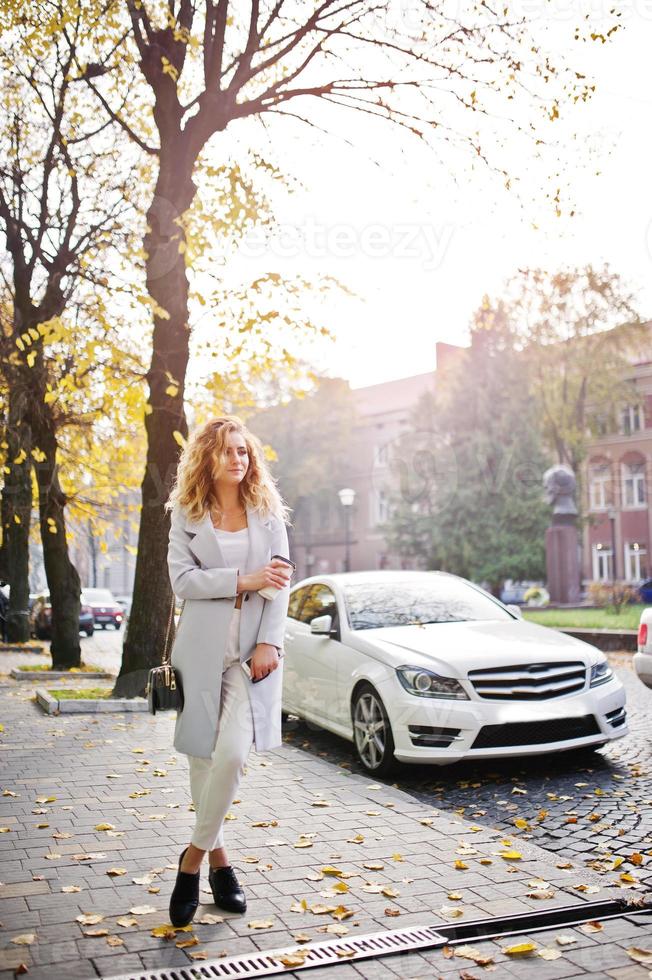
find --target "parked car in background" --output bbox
[499,580,542,605]
[115,595,133,623]
[81,588,124,629]
[30,592,94,639]
[634,607,652,690]
[282,571,627,775]
[638,579,652,604]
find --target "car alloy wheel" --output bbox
[352,684,396,776]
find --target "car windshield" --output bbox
[82,589,115,603]
[342,577,513,630]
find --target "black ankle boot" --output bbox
[208,864,247,913]
[169,846,200,927]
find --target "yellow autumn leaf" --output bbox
[500,850,522,860]
[504,942,538,956]
[246,916,274,932]
[454,860,468,870]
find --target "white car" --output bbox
[634,607,652,689]
[281,571,628,774]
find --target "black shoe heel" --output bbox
[169,846,200,927]
[208,864,247,913]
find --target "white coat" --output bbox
[167,500,291,759]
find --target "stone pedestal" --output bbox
[545,523,580,605]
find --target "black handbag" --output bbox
[146,596,185,714]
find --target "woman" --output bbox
[164,415,293,927]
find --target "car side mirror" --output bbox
[310,614,334,635]
[506,604,523,619]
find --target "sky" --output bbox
[206,3,652,390]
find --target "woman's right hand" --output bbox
[238,559,292,593]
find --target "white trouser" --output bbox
[187,607,254,851]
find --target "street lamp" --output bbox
[338,487,356,573]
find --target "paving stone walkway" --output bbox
[0,673,650,979]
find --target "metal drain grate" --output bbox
[106,900,651,980]
[105,923,446,979]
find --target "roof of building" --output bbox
[351,371,436,418]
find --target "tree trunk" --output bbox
[114,157,192,697]
[3,385,32,642]
[32,417,82,668]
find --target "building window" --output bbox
[592,543,613,582]
[621,460,646,508]
[370,488,391,526]
[588,462,610,511]
[624,542,647,582]
[317,499,330,530]
[373,442,390,467]
[620,404,642,436]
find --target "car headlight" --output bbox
[396,666,469,700]
[590,661,613,687]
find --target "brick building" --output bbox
[583,353,652,585]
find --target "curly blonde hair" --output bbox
[165,415,291,525]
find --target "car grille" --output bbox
[468,661,586,700]
[408,725,461,748]
[471,714,600,749]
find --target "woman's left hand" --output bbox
[249,643,280,681]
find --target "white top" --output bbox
[213,526,249,571]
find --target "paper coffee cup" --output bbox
[258,555,295,601]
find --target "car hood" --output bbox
[351,619,603,677]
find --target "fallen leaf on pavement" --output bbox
[248,919,274,929]
[10,934,36,945]
[455,944,494,965]
[626,948,652,966]
[538,948,562,960]
[580,921,603,934]
[504,942,537,956]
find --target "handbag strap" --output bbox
[162,595,184,665]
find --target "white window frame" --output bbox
[620,404,642,436]
[592,544,613,582]
[369,487,391,526]
[373,442,390,468]
[621,460,646,509]
[624,542,647,582]
[588,463,610,511]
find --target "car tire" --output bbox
[85,629,94,638]
[281,710,299,731]
[351,683,397,777]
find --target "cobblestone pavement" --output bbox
[0,663,650,980]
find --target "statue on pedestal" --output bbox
[543,464,580,604]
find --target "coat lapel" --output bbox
[184,504,273,571]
